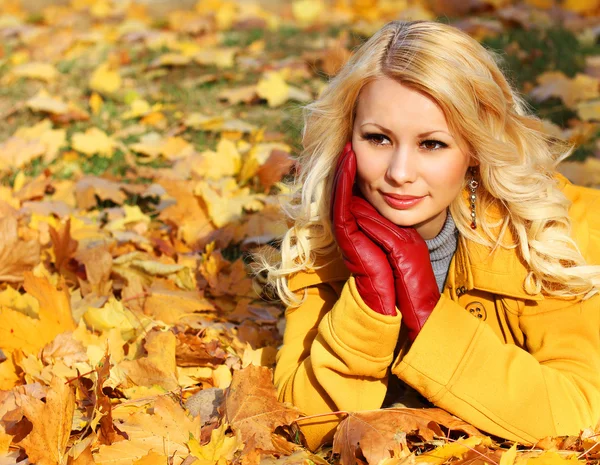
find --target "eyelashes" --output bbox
[361,132,448,151]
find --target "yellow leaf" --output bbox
[11,62,58,82]
[194,47,237,69]
[292,0,325,25]
[89,91,103,115]
[0,285,39,317]
[562,0,599,13]
[516,451,582,465]
[212,364,232,389]
[133,451,168,465]
[188,422,241,463]
[578,99,600,122]
[18,375,75,465]
[197,138,241,179]
[89,62,122,94]
[119,329,179,390]
[121,99,152,119]
[416,437,490,464]
[71,127,116,157]
[501,444,519,465]
[26,89,68,114]
[105,205,151,231]
[0,216,40,283]
[160,136,195,160]
[256,71,290,108]
[83,297,145,341]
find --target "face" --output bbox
[351,76,474,240]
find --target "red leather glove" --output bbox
[352,195,440,341]
[330,142,396,316]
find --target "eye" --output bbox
[420,139,448,151]
[362,133,390,146]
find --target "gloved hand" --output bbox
[352,195,440,341]
[330,142,396,316]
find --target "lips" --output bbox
[382,193,425,200]
[381,193,425,209]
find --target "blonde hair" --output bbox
[254,20,600,307]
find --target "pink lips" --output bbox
[382,193,425,209]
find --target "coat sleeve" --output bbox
[393,293,600,443]
[274,275,402,451]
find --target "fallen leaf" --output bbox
[333,408,482,465]
[89,62,122,94]
[224,365,301,452]
[16,375,75,465]
[0,215,40,283]
[119,329,179,390]
[71,127,117,157]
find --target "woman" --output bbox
[256,20,600,451]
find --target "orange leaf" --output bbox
[48,218,78,273]
[16,375,76,465]
[256,149,296,192]
[333,408,482,465]
[0,215,40,283]
[224,365,301,452]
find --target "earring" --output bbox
[468,167,478,230]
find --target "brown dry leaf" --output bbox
[95,352,126,445]
[157,178,216,246]
[175,333,227,367]
[40,332,87,367]
[224,365,301,452]
[75,244,113,297]
[49,218,79,274]
[119,329,179,390]
[16,375,76,465]
[333,408,482,465]
[0,214,40,283]
[75,176,126,209]
[143,285,215,325]
[98,396,200,465]
[256,149,296,192]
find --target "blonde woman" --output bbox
[258,20,600,451]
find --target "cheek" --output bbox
[428,154,469,189]
[355,151,387,185]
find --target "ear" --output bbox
[468,156,479,168]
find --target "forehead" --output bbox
[354,76,448,129]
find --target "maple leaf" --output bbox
[49,218,79,274]
[256,149,296,192]
[16,375,75,465]
[0,272,75,357]
[0,215,40,282]
[224,365,301,452]
[119,329,179,390]
[188,421,242,464]
[333,407,482,465]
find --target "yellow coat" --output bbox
[274,175,600,451]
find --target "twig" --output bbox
[292,410,350,422]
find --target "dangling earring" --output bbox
[468,167,478,230]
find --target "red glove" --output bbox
[330,142,396,316]
[352,195,440,341]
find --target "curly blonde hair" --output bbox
[254,19,600,307]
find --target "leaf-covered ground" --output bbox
[0,0,599,464]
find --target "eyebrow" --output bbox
[360,122,452,138]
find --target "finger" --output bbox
[352,196,423,252]
[330,145,357,228]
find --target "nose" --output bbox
[385,145,417,186]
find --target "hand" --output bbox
[352,196,440,341]
[330,142,396,316]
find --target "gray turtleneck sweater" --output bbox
[424,212,458,292]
